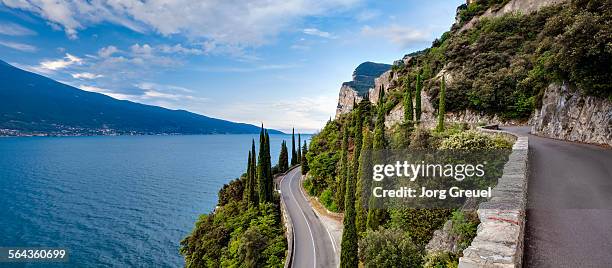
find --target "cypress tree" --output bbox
[355,129,372,233]
[336,126,349,212]
[297,134,302,164]
[257,126,273,203]
[352,108,363,180]
[257,126,267,203]
[403,77,414,125]
[301,140,309,175]
[244,150,253,203]
[291,128,297,166]
[249,139,258,205]
[415,73,422,124]
[373,87,386,150]
[279,141,289,173]
[340,149,358,268]
[437,76,446,132]
[265,130,273,199]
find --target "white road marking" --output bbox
[296,177,338,255]
[287,169,317,268]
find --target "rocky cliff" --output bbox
[530,83,612,146]
[335,62,391,118]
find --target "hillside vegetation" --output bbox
[390,0,610,120]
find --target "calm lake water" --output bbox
[0,134,309,267]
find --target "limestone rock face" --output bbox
[459,0,569,32]
[530,83,612,146]
[335,84,362,118]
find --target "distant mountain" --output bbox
[0,60,282,135]
[341,62,392,95]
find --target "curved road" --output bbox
[503,127,612,267]
[280,167,338,268]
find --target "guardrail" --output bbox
[458,126,529,267]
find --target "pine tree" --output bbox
[403,77,414,125]
[301,140,309,175]
[415,73,422,124]
[297,134,302,164]
[437,76,446,132]
[336,126,349,212]
[355,129,372,233]
[291,128,297,166]
[340,147,358,268]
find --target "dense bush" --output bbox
[439,130,512,149]
[359,228,423,267]
[423,251,459,268]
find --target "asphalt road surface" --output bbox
[503,127,612,267]
[280,167,338,268]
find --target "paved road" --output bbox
[503,127,612,267]
[280,167,338,268]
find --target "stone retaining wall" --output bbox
[458,128,529,267]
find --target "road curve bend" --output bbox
[503,126,612,267]
[280,167,337,268]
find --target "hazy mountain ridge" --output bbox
[0,61,281,135]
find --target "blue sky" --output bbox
[0,0,462,133]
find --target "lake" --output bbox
[0,134,309,267]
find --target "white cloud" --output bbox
[71,72,103,79]
[158,44,203,55]
[0,22,36,36]
[303,28,335,39]
[98,45,119,58]
[0,40,37,52]
[219,94,336,133]
[0,0,359,49]
[361,24,429,49]
[39,53,82,71]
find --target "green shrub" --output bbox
[439,130,511,149]
[423,251,459,268]
[319,188,338,212]
[450,210,479,251]
[358,228,423,268]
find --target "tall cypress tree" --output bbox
[265,130,273,199]
[336,126,349,212]
[301,140,309,175]
[297,134,302,164]
[368,89,387,229]
[291,128,297,166]
[415,73,422,124]
[355,129,372,233]
[257,126,267,203]
[257,126,273,203]
[403,77,413,125]
[373,87,386,150]
[437,76,446,132]
[248,139,258,205]
[340,148,358,268]
[279,141,289,173]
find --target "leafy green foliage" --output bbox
[358,228,423,268]
[181,201,286,268]
[319,188,338,212]
[388,208,452,247]
[439,130,512,149]
[437,77,446,132]
[219,178,245,206]
[450,210,479,251]
[423,251,459,268]
[301,141,309,175]
[306,120,341,195]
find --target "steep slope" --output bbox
[339,0,611,144]
[0,60,281,135]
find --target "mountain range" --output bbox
[0,60,281,135]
